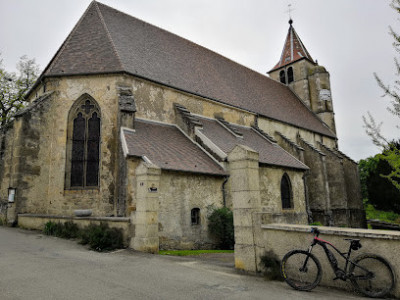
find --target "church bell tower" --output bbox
[268,19,336,134]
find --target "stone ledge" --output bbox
[261,223,400,240]
[18,214,130,223]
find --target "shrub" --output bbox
[43,220,79,238]
[309,221,323,226]
[365,204,400,224]
[259,251,283,281]
[60,221,80,239]
[44,221,62,236]
[207,207,234,250]
[43,221,124,252]
[80,222,123,252]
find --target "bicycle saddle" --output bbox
[344,239,362,250]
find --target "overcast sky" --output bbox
[0,0,398,161]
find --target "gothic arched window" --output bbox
[281,173,293,209]
[287,67,294,83]
[279,70,286,84]
[66,95,101,189]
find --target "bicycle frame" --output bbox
[304,230,371,281]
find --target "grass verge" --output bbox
[365,203,400,224]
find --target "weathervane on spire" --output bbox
[286,3,295,25]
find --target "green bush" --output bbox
[43,221,63,236]
[260,251,283,281]
[43,221,123,252]
[60,221,80,239]
[365,203,400,224]
[207,207,234,250]
[44,221,80,238]
[309,221,323,226]
[80,222,123,252]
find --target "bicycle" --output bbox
[280,227,395,298]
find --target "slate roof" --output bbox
[122,119,226,176]
[197,117,308,170]
[40,1,335,138]
[269,20,315,72]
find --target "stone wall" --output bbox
[259,167,308,224]
[258,224,400,298]
[299,139,330,224]
[18,214,131,245]
[320,146,348,226]
[269,60,336,134]
[1,75,123,220]
[341,156,367,228]
[0,201,7,224]
[127,159,226,251]
[131,77,254,127]
[258,117,336,150]
[158,171,225,250]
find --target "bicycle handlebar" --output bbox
[311,227,320,237]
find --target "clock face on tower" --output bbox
[319,89,331,101]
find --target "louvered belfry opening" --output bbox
[68,96,101,188]
[287,67,294,83]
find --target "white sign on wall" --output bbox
[319,89,331,101]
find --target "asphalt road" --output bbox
[0,226,383,300]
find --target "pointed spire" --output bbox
[269,20,315,72]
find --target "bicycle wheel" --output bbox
[280,250,322,291]
[349,254,395,298]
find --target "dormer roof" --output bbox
[269,19,315,72]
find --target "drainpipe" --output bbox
[222,176,229,207]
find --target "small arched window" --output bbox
[191,208,200,225]
[66,95,101,189]
[281,174,293,209]
[287,67,294,83]
[279,70,286,84]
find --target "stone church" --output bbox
[0,2,365,251]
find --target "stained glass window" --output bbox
[67,96,101,188]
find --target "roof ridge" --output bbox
[95,2,125,71]
[95,1,274,85]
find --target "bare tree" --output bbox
[0,55,40,130]
[364,0,400,190]
[0,54,40,158]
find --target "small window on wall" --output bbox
[279,70,286,84]
[191,208,200,225]
[281,174,293,209]
[287,67,294,83]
